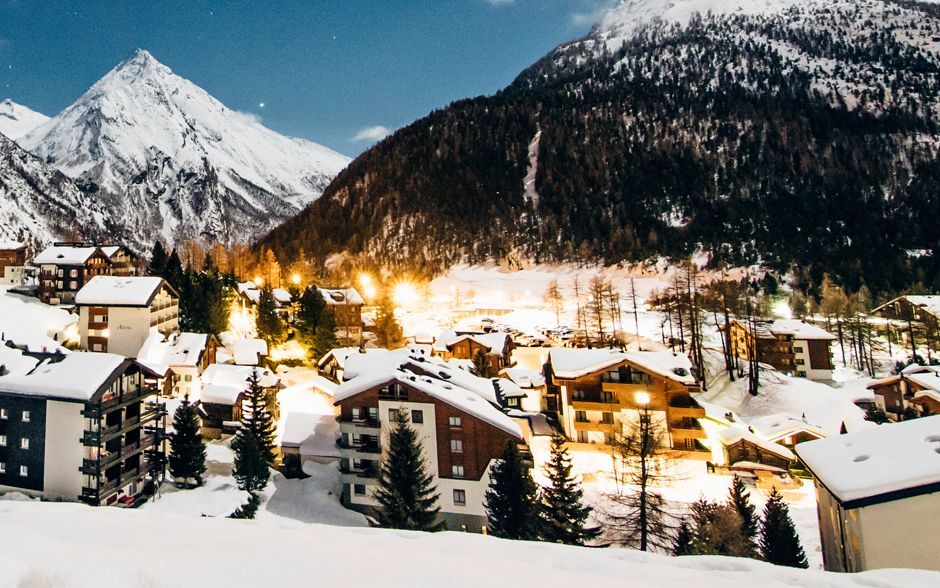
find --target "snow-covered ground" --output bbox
[0,499,936,587]
[0,285,77,350]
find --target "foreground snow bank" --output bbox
[0,502,935,587]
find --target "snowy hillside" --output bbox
[0,501,936,587]
[20,49,349,250]
[0,99,49,140]
[0,134,109,245]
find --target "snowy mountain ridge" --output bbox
[18,49,349,251]
[0,99,49,140]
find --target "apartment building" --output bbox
[319,287,365,345]
[724,319,836,380]
[547,348,710,460]
[0,241,28,286]
[0,350,166,506]
[334,369,524,532]
[74,276,179,357]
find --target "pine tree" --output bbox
[232,429,269,494]
[163,249,185,292]
[148,241,168,276]
[539,435,599,545]
[256,286,285,346]
[673,520,693,556]
[485,440,540,540]
[864,404,891,424]
[473,349,493,378]
[312,311,338,359]
[374,409,444,531]
[728,475,759,553]
[295,286,327,347]
[168,395,207,488]
[759,488,809,568]
[688,497,754,557]
[374,295,404,349]
[241,369,277,465]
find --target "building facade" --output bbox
[319,288,365,345]
[0,352,166,506]
[35,244,113,305]
[725,319,836,380]
[334,373,523,532]
[75,276,179,357]
[0,241,28,286]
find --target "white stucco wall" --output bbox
[42,400,85,501]
[855,493,940,571]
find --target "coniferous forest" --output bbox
[259,1,940,294]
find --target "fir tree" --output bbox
[232,429,269,495]
[688,498,754,557]
[759,488,809,568]
[374,408,444,531]
[163,249,185,292]
[148,241,169,276]
[168,395,207,488]
[241,368,277,465]
[256,286,285,346]
[485,440,540,540]
[229,492,262,519]
[473,349,493,378]
[539,435,599,545]
[374,295,404,349]
[312,311,338,359]
[728,475,759,553]
[864,404,891,424]
[295,286,327,347]
[673,520,693,556]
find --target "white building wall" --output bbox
[792,338,833,381]
[855,493,940,572]
[42,400,85,501]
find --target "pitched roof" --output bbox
[202,363,278,389]
[318,287,365,306]
[500,367,546,389]
[796,415,940,506]
[549,348,697,385]
[747,413,827,444]
[137,331,208,370]
[0,241,25,251]
[717,427,796,461]
[75,276,168,306]
[232,339,268,366]
[0,352,128,401]
[767,319,837,341]
[33,245,101,266]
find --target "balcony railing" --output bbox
[668,395,703,409]
[336,438,381,453]
[338,415,381,429]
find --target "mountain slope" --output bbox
[259,0,940,293]
[20,50,349,251]
[0,134,109,245]
[0,99,49,140]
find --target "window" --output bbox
[19,465,27,477]
[575,410,588,423]
[411,409,424,424]
[57,269,63,277]
[453,489,466,506]
[69,269,78,278]
[21,411,29,423]
[184,375,192,382]
[600,391,615,403]
[20,438,29,450]
[601,412,614,424]
[793,346,803,354]
[452,465,465,478]
[0,462,4,473]
[388,408,402,422]
[0,435,6,447]
[576,431,589,443]
[0,408,6,420]
[69,281,77,290]
[353,484,366,496]
[351,407,360,420]
[795,358,805,365]
[448,416,462,427]
[450,439,463,453]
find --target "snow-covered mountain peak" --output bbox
[0,99,50,140]
[18,49,350,250]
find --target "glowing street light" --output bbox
[392,280,419,308]
[358,273,373,288]
[291,274,301,286]
[634,391,651,406]
[253,276,264,287]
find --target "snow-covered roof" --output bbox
[884,295,940,318]
[797,415,940,505]
[0,352,127,401]
[500,367,546,389]
[202,363,278,389]
[99,246,121,258]
[200,384,243,405]
[495,378,526,399]
[0,346,40,378]
[549,348,696,385]
[317,346,373,369]
[75,276,167,306]
[768,320,836,341]
[0,241,25,251]
[905,371,940,393]
[33,245,101,266]
[747,413,827,444]
[318,287,365,306]
[717,427,796,461]
[334,369,521,438]
[137,331,208,370]
[272,288,293,304]
[434,330,510,355]
[232,339,268,366]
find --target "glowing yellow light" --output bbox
[392,280,419,308]
[364,285,378,300]
[291,274,301,285]
[359,273,373,288]
[634,391,651,406]
[102,328,110,338]
[253,276,264,287]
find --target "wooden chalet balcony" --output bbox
[668,395,706,419]
[337,415,381,431]
[674,440,712,461]
[82,386,157,417]
[669,419,706,440]
[339,462,379,479]
[571,400,621,412]
[336,438,381,454]
[573,420,616,433]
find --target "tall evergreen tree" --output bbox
[473,349,493,378]
[163,249,185,292]
[539,435,599,545]
[148,241,169,276]
[256,286,285,346]
[232,429,269,497]
[168,395,207,488]
[673,520,693,556]
[759,488,808,568]
[241,369,277,465]
[374,295,404,349]
[728,475,759,553]
[312,310,338,359]
[485,440,540,540]
[374,409,444,531]
[295,286,327,347]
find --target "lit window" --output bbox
[20,438,29,450]
[19,465,27,477]
[0,462,5,473]
[448,416,462,427]
[450,439,463,453]
[452,465,465,478]
[0,408,7,420]
[453,489,466,506]
[21,411,29,423]
[0,435,6,446]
